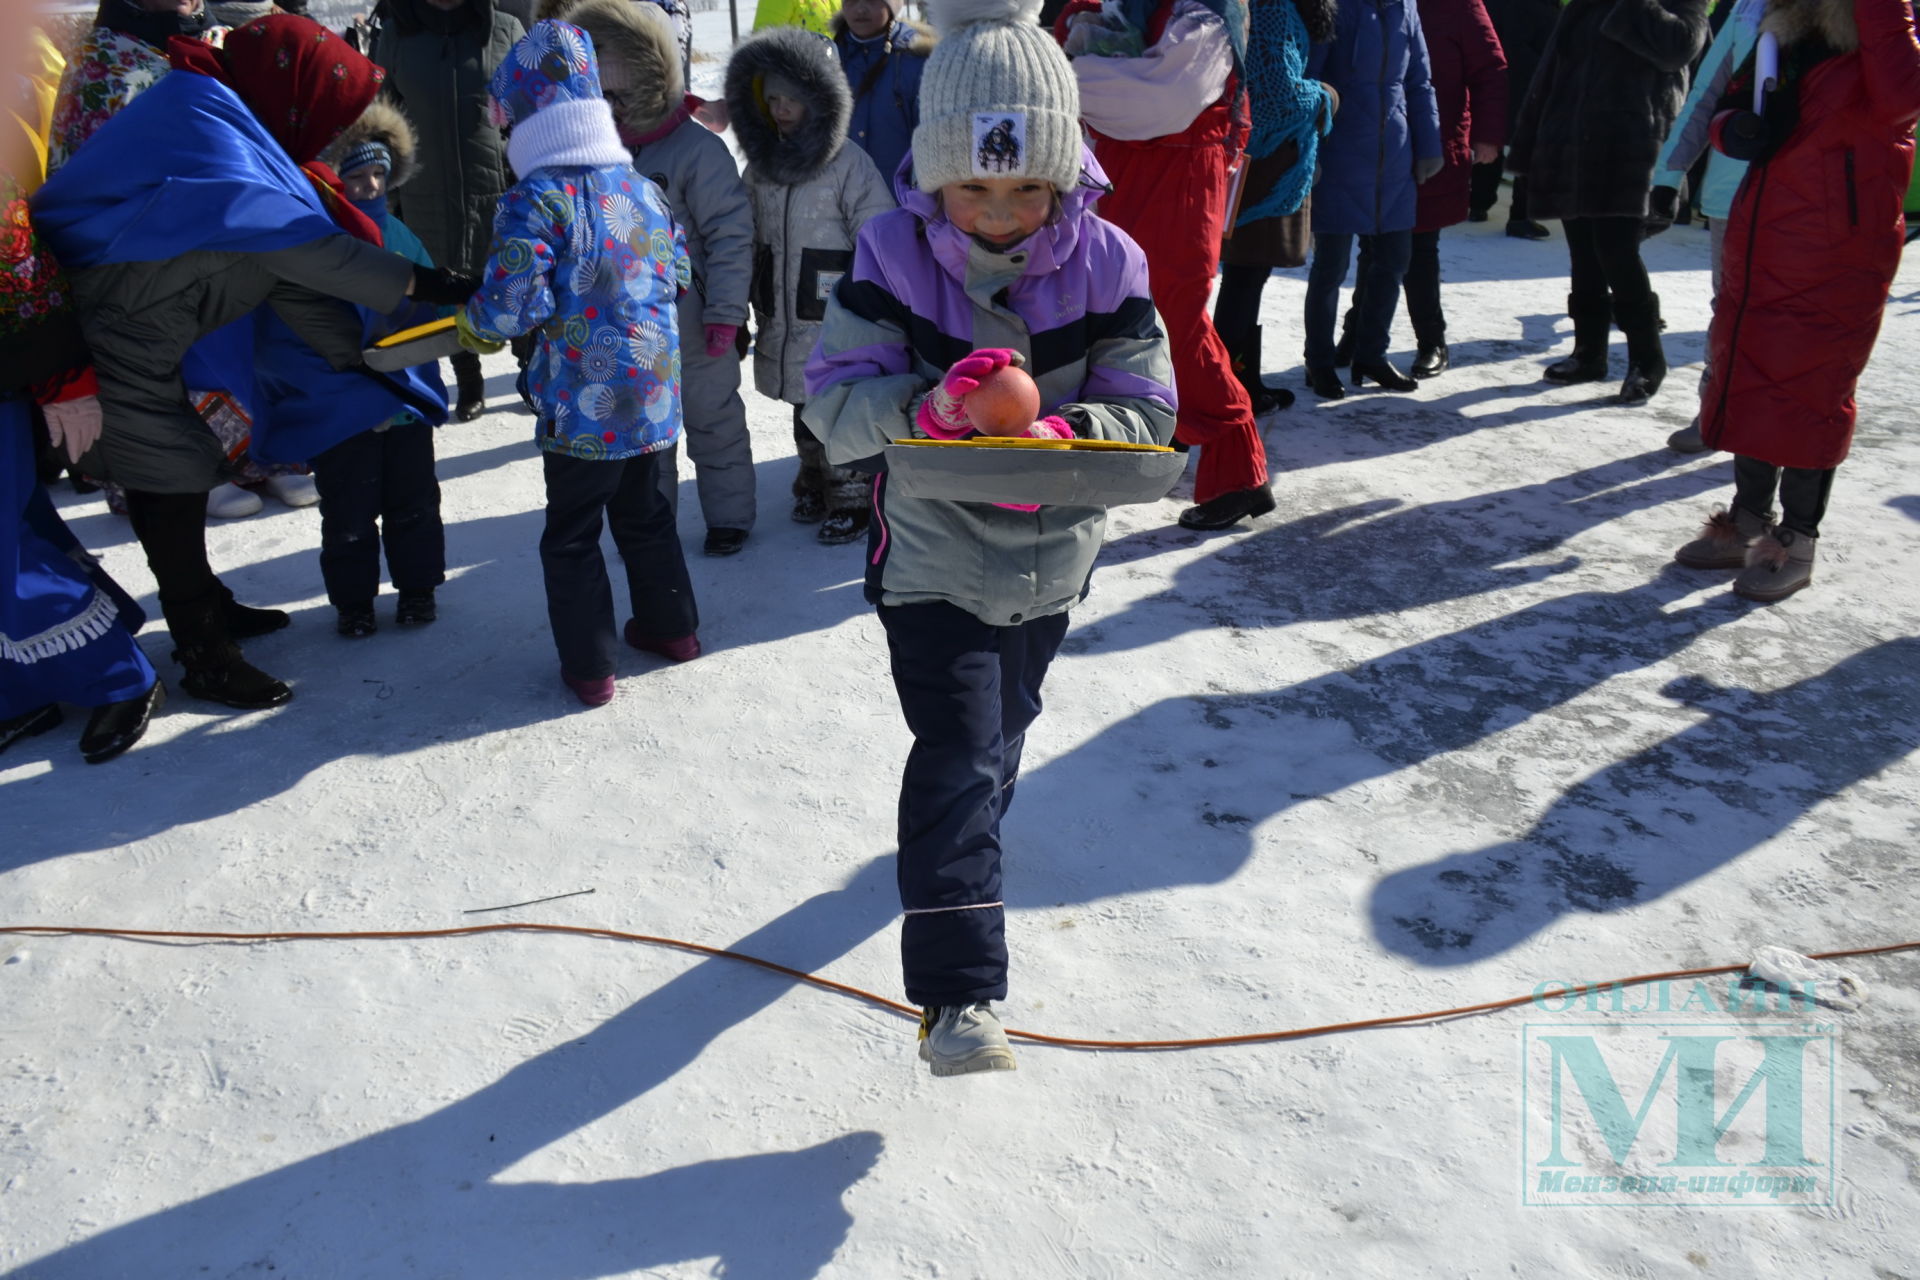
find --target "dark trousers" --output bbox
[1734,456,1836,538]
[540,449,698,680]
[309,422,445,609]
[1212,261,1269,356]
[124,488,214,606]
[1469,164,1531,222]
[1563,216,1654,313]
[1306,230,1413,366]
[1351,229,1445,346]
[878,600,1071,1008]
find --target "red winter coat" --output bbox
[1414,0,1509,232]
[1701,0,1920,469]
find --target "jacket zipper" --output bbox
[1375,1,1389,231]
[1844,148,1858,227]
[778,183,794,396]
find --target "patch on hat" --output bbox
[972,112,1026,175]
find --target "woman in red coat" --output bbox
[1674,0,1920,601]
[1338,0,1506,378]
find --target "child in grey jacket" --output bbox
[726,25,896,544]
[564,0,761,557]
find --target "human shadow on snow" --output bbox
[1368,635,1920,964]
[7,465,873,862]
[1008,572,1746,906]
[4,859,897,1280]
[1071,448,1729,656]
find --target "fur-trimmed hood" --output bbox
[827,12,937,56]
[725,26,853,186]
[1763,0,1858,51]
[554,0,685,137]
[322,96,421,189]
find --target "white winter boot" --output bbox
[263,472,319,507]
[1733,526,1816,601]
[919,1003,1017,1077]
[205,481,263,518]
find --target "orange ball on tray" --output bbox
[963,364,1043,437]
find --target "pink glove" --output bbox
[704,324,738,359]
[915,348,1023,439]
[42,395,104,464]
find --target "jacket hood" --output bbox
[322,96,421,189]
[555,0,684,137]
[829,13,937,55]
[488,19,606,126]
[894,141,1112,277]
[1762,0,1858,51]
[725,26,852,185]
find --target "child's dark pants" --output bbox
[310,421,445,609]
[878,600,1070,1009]
[540,449,698,679]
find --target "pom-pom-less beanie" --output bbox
[910,0,1082,193]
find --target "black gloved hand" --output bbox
[1644,185,1680,239]
[411,266,481,307]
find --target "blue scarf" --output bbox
[1237,0,1325,225]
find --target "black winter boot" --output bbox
[216,579,290,638]
[1543,291,1612,384]
[1615,292,1668,405]
[164,590,293,710]
[451,350,486,422]
[1230,325,1294,415]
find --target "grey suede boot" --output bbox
[1674,505,1773,570]
[1733,527,1817,601]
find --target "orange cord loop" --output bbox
[1,925,1910,1051]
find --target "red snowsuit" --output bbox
[1057,0,1266,505]
[1701,0,1920,468]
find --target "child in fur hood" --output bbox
[802,0,1176,1075]
[458,20,701,706]
[560,0,760,559]
[725,26,896,545]
[1670,0,1920,601]
[312,97,449,639]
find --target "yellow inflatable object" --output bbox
[372,316,459,348]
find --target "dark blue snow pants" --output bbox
[877,600,1071,1009]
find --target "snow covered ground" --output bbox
[7,20,1920,1280]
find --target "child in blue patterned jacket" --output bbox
[459,20,701,707]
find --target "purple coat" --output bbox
[800,147,1178,627]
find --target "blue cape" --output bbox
[30,72,446,461]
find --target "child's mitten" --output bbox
[704,324,738,358]
[455,311,506,355]
[916,348,1024,439]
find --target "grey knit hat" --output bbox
[910,0,1082,194]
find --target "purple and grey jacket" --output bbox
[801,146,1177,628]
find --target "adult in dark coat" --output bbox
[1468,0,1557,232]
[375,0,524,419]
[1342,0,1506,377]
[1302,0,1443,396]
[1673,0,1920,601]
[831,0,936,188]
[1506,0,1708,404]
